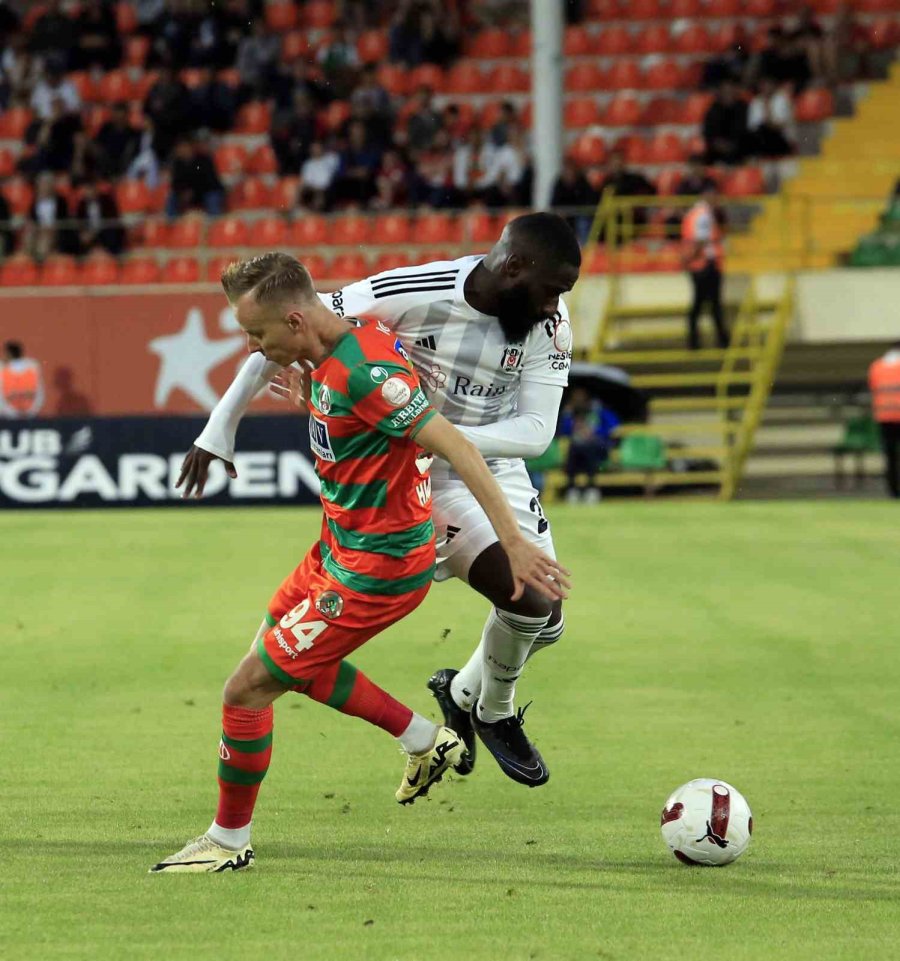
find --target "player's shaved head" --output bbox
[488,212,582,273]
[221,252,316,307]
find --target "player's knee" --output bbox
[505,587,553,621]
[223,649,281,708]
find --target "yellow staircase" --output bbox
[731,67,900,271]
[572,276,793,499]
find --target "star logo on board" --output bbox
[148,308,245,411]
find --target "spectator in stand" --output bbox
[273,57,331,112]
[752,26,812,93]
[675,155,719,196]
[0,1,20,48]
[790,6,826,83]
[334,120,383,206]
[126,125,162,189]
[70,129,104,185]
[271,89,319,176]
[452,126,487,201]
[236,19,281,98]
[350,64,393,143]
[24,172,77,260]
[747,78,796,157]
[95,102,141,178]
[0,190,12,257]
[191,66,238,132]
[405,85,442,152]
[389,0,420,66]
[143,64,191,160]
[372,148,409,210]
[74,0,120,71]
[559,388,621,504]
[2,35,42,106]
[21,96,82,174]
[551,157,599,242]
[76,179,124,256]
[187,5,229,69]
[166,135,226,218]
[702,80,750,165]
[825,5,870,85]
[410,128,458,208]
[489,101,520,148]
[480,127,527,209]
[317,20,360,97]
[701,38,750,89]
[442,103,469,144]
[135,0,166,35]
[29,0,74,69]
[299,141,341,211]
[596,150,656,228]
[416,6,460,68]
[150,2,194,69]
[31,62,81,121]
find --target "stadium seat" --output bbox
[214,144,249,178]
[446,63,486,95]
[584,246,610,274]
[322,100,351,131]
[116,179,151,214]
[235,102,271,134]
[332,213,370,247]
[138,218,169,248]
[125,34,150,66]
[116,1,137,33]
[133,69,159,100]
[624,0,662,18]
[291,215,329,247]
[510,31,531,57]
[372,214,411,245]
[180,68,204,89]
[563,26,593,56]
[272,177,300,210]
[647,132,687,164]
[3,178,34,216]
[249,216,288,247]
[249,144,278,176]
[616,135,650,164]
[68,71,98,102]
[673,25,713,54]
[467,29,511,58]
[120,257,160,284]
[167,217,204,249]
[656,168,683,195]
[709,25,742,56]
[859,0,899,11]
[162,257,200,284]
[639,97,677,125]
[586,0,620,14]
[867,19,900,49]
[0,255,38,286]
[41,255,79,286]
[723,167,766,197]
[208,217,249,248]
[409,64,445,92]
[602,95,642,127]
[357,30,389,64]
[680,92,715,125]
[206,255,239,283]
[595,25,632,56]
[565,97,601,128]
[281,31,308,61]
[84,105,110,136]
[415,213,462,244]
[488,64,529,93]
[603,60,641,90]
[705,0,741,15]
[744,0,776,15]
[82,254,120,286]
[653,244,683,273]
[304,1,337,28]
[619,434,666,469]
[634,25,671,55]
[795,88,834,122]
[0,148,14,177]
[461,210,497,245]
[645,61,688,91]
[100,69,135,102]
[327,253,370,280]
[670,0,702,15]
[218,67,241,88]
[0,105,32,138]
[230,178,272,210]
[376,64,409,97]
[570,132,607,166]
[374,252,412,273]
[265,2,298,30]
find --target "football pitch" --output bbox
[4,501,899,961]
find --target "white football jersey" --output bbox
[315,256,573,476]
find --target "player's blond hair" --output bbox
[221,252,315,306]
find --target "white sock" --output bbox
[450,640,484,711]
[207,820,251,851]
[477,609,549,723]
[397,712,438,755]
[526,613,565,662]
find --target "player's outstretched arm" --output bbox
[415,414,570,603]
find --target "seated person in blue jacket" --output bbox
[559,387,621,503]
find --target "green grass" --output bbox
[3,502,899,961]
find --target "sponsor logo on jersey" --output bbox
[376,320,391,334]
[330,290,345,317]
[308,415,335,462]
[500,345,524,371]
[369,366,388,384]
[415,451,433,475]
[389,391,430,428]
[453,376,508,398]
[414,335,437,351]
[423,364,446,390]
[393,337,410,361]
[381,377,412,408]
[317,385,332,415]
[415,476,432,507]
[315,590,344,619]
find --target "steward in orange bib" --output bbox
[681,185,728,350]
[868,343,900,498]
[1,341,44,418]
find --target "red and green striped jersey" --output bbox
[307,320,438,597]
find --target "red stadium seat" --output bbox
[744,0,776,15]
[304,1,337,28]
[565,97,601,128]
[208,217,249,248]
[489,64,529,93]
[139,218,169,248]
[723,167,766,197]
[376,64,409,97]
[116,1,137,33]
[415,212,462,244]
[0,255,39,287]
[0,148,14,177]
[409,64,445,93]
[162,257,200,284]
[100,69,135,102]
[656,168,683,196]
[281,31,309,61]
[670,0,702,15]
[180,68,204,89]
[569,132,607,166]
[566,63,601,92]
[272,177,300,210]
[167,217,204,249]
[3,178,34,216]
[795,88,834,122]
[859,0,898,11]
[230,178,272,210]
[235,102,271,134]
[680,92,715,125]
[584,246,609,274]
[84,105,110,136]
[125,34,150,66]
[618,243,655,273]
[674,25,713,55]
[121,257,161,284]
[115,179,151,214]
[467,29,511,58]
[332,213,370,246]
[587,0,620,14]
[867,19,900,49]
[215,144,249,178]
[322,100,351,131]
[265,2,298,30]
[461,210,498,245]
[357,30,389,64]
[510,31,531,57]
[293,253,325,278]
[372,214,411,245]
[0,106,32,139]
[82,254,120,286]
[602,61,641,90]
[653,244,683,273]
[249,144,278,175]
[647,132,687,164]
[615,135,650,164]
[373,252,412,273]
[41,255,79,286]
[645,61,688,91]
[446,63,486,95]
[133,69,159,100]
[602,95,642,127]
[218,67,241,88]
[634,25,670,55]
[596,25,632,56]
[68,71,98,102]
[705,0,741,15]
[639,97,677,125]
[563,26,593,56]
[624,0,662,18]
[291,215,329,247]
[206,255,239,283]
[327,253,370,281]
[249,216,288,247]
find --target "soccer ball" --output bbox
[660,778,753,866]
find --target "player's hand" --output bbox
[176,445,237,499]
[503,536,570,603]
[269,364,312,409]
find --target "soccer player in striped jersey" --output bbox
[179,213,580,789]
[152,254,567,873]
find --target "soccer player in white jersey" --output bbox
[178,212,580,787]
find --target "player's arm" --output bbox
[416,414,569,603]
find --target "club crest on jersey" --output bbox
[415,451,433,475]
[315,590,344,619]
[308,415,335,461]
[317,385,332,415]
[500,345,524,371]
[382,376,412,408]
[553,319,573,352]
[369,366,388,384]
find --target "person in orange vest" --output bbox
[1,341,45,419]
[681,184,729,350]
[868,341,900,498]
